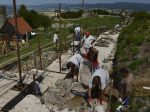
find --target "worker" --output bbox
[53,32,58,43]
[81,32,96,54]
[65,54,83,81]
[84,68,109,105]
[84,47,100,72]
[74,24,82,41]
[118,67,133,106]
[73,24,82,53]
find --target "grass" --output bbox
[117,19,150,63]
[0,28,71,64]
[0,34,51,64]
[69,16,123,29]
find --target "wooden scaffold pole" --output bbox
[13,0,23,85]
[59,3,62,73]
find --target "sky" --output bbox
[0,0,150,5]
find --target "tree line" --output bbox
[61,10,82,19]
[18,5,51,30]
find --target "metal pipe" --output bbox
[13,0,22,85]
[81,0,84,19]
[34,55,37,69]
[72,33,75,55]
[25,58,28,71]
[59,53,61,73]
[37,36,43,70]
[59,3,61,69]
[56,40,58,53]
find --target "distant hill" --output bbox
[27,2,150,11]
[5,2,150,15]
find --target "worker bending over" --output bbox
[65,54,83,81]
[84,68,109,105]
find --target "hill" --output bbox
[5,2,150,15]
[28,2,150,11]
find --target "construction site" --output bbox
[0,0,150,112]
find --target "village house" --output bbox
[0,17,32,53]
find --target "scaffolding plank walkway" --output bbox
[0,90,19,110]
[40,72,66,94]
[47,53,71,73]
[40,52,72,94]
[0,79,17,97]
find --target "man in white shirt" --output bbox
[81,32,96,54]
[74,24,82,41]
[65,54,83,81]
[73,25,82,53]
[53,33,58,43]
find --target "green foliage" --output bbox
[128,59,145,70]
[116,12,150,66]
[18,4,51,29]
[18,5,29,21]
[61,10,82,19]
[132,11,150,21]
[130,103,139,112]
[93,9,110,15]
[69,16,122,29]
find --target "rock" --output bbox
[43,79,74,111]
[4,71,17,78]
[71,82,87,93]
[79,61,92,87]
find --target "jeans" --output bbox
[83,92,99,103]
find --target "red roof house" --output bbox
[0,17,32,39]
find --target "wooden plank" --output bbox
[47,54,71,73]
[0,90,19,109]
[0,79,17,96]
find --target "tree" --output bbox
[61,10,82,19]
[18,5,51,29]
[18,5,29,21]
[38,14,51,31]
[28,10,40,28]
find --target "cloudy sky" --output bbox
[0,0,150,5]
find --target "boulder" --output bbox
[79,61,92,87]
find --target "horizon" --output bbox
[1,0,150,6]
[1,2,150,6]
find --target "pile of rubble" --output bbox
[94,31,117,48]
[42,79,77,111]
[9,52,57,73]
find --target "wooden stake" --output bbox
[59,3,62,73]
[13,0,22,85]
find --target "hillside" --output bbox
[114,12,150,99]
[115,12,150,75]
[5,2,150,14]
[28,2,150,11]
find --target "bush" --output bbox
[61,10,82,19]
[128,59,145,70]
[116,12,150,64]
[93,9,110,15]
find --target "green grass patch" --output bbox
[69,16,122,29]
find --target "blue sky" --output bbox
[0,0,150,5]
